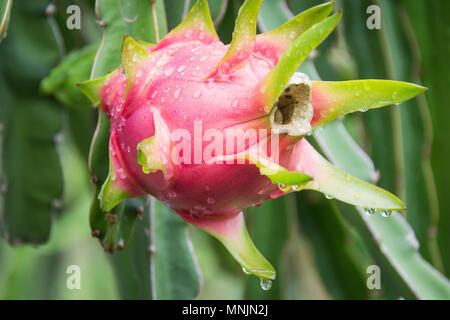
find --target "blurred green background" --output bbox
[1,0,450,299]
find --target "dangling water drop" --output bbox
[260,278,272,291]
[242,267,251,275]
[365,208,376,215]
[381,210,392,217]
[325,194,333,199]
[278,184,291,192]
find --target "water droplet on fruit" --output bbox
[206,78,215,89]
[117,168,126,179]
[166,191,177,200]
[232,100,239,108]
[193,90,202,98]
[185,29,193,38]
[164,67,174,77]
[207,197,215,205]
[177,65,186,73]
[173,88,181,99]
[260,278,272,291]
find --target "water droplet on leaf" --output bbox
[242,267,251,275]
[381,210,392,217]
[260,278,272,291]
[278,184,291,192]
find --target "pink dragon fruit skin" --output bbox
[101,42,297,220]
[79,0,426,281]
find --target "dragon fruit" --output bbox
[78,0,426,283]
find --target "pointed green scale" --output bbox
[234,154,312,186]
[260,11,341,112]
[300,141,406,211]
[165,0,218,41]
[258,1,334,51]
[77,69,119,106]
[121,35,152,87]
[99,159,133,212]
[137,136,167,175]
[311,80,428,127]
[135,38,155,49]
[187,212,276,281]
[211,0,263,75]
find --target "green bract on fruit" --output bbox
[78,0,426,283]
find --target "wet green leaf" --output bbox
[0,0,12,43]
[0,0,63,244]
[149,198,202,299]
[402,0,450,277]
